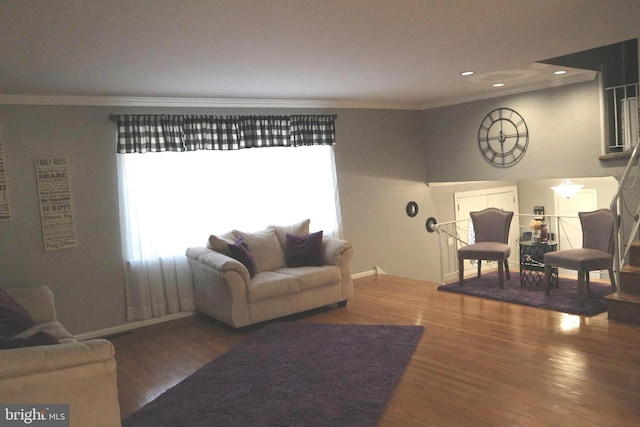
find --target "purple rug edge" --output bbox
[123,322,425,427]
[437,270,613,316]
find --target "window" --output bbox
[117,145,341,320]
[118,145,340,260]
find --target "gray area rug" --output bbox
[123,322,424,427]
[438,270,613,316]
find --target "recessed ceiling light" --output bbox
[460,71,475,76]
[554,70,567,75]
[493,83,505,87]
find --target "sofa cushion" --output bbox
[233,228,287,272]
[285,231,324,267]
[228,237,258,278]
[276,265,341,291]
[0,288,36,338]
[269,219,311,250]
[247,271,299,303]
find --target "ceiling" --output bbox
[1,0,640,109]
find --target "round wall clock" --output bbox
[477,107,528,168]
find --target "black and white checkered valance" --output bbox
[112,115,336,154]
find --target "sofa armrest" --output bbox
[322,237,353,267]
[5,286,56,324]
[187,247,252,327]
[186,247,251,284]
[0,339,121,427]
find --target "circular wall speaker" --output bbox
[406,201,418,217]
[425,217,437,233]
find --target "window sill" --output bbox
[599,151,633,162]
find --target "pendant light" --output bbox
[551,178,583,198]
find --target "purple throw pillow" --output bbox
[228,236,258,278]
[285,230,324,267]
[0,288,36,338]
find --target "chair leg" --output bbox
[504,259,511,280]
[544,263,552,296]
[477,260,482,278]
[577,271,586,308]
[497,260,504,289]
[585,271,590,291]
[608,268,617,292]
[458,258,464,286]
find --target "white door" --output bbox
[455,186,519,278]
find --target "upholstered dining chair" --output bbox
[457,208,514,289]
[544,208,617,308]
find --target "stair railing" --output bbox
[610,141,640,297]
[605,83,639,153]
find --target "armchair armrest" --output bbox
[0,339,121,427]
[0,339,114,379]
[5,286,56,324]
[322,237,353,267]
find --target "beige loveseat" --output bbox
[0,286,121,427]
[186,220,354,328]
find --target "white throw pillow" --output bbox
[232,228,287,272]
[207,231,235,256]
[269,219,311,250]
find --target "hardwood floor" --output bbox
[111,275,640,426]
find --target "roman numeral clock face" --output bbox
[477,108,528,168]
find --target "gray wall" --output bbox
[0,78,634,335]
[0,105,434,334]
[332,110,440,279]
[421,78,620,182]
[0,106,124,334]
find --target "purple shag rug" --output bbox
[122,322,424,427]
[438,271,613,316]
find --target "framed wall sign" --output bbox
[35,157,77,251]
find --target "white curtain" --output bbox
[117,146,341,321]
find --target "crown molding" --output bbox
[0,71,598,111]
[418,71,598,110]
[0,94,422,110]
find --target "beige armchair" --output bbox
[0,286,121,427]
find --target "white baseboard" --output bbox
[374,265,387,275]
[75,311,196,341]
[442,271,458,284]
[352,269,376,279]
[352,267,386,280]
